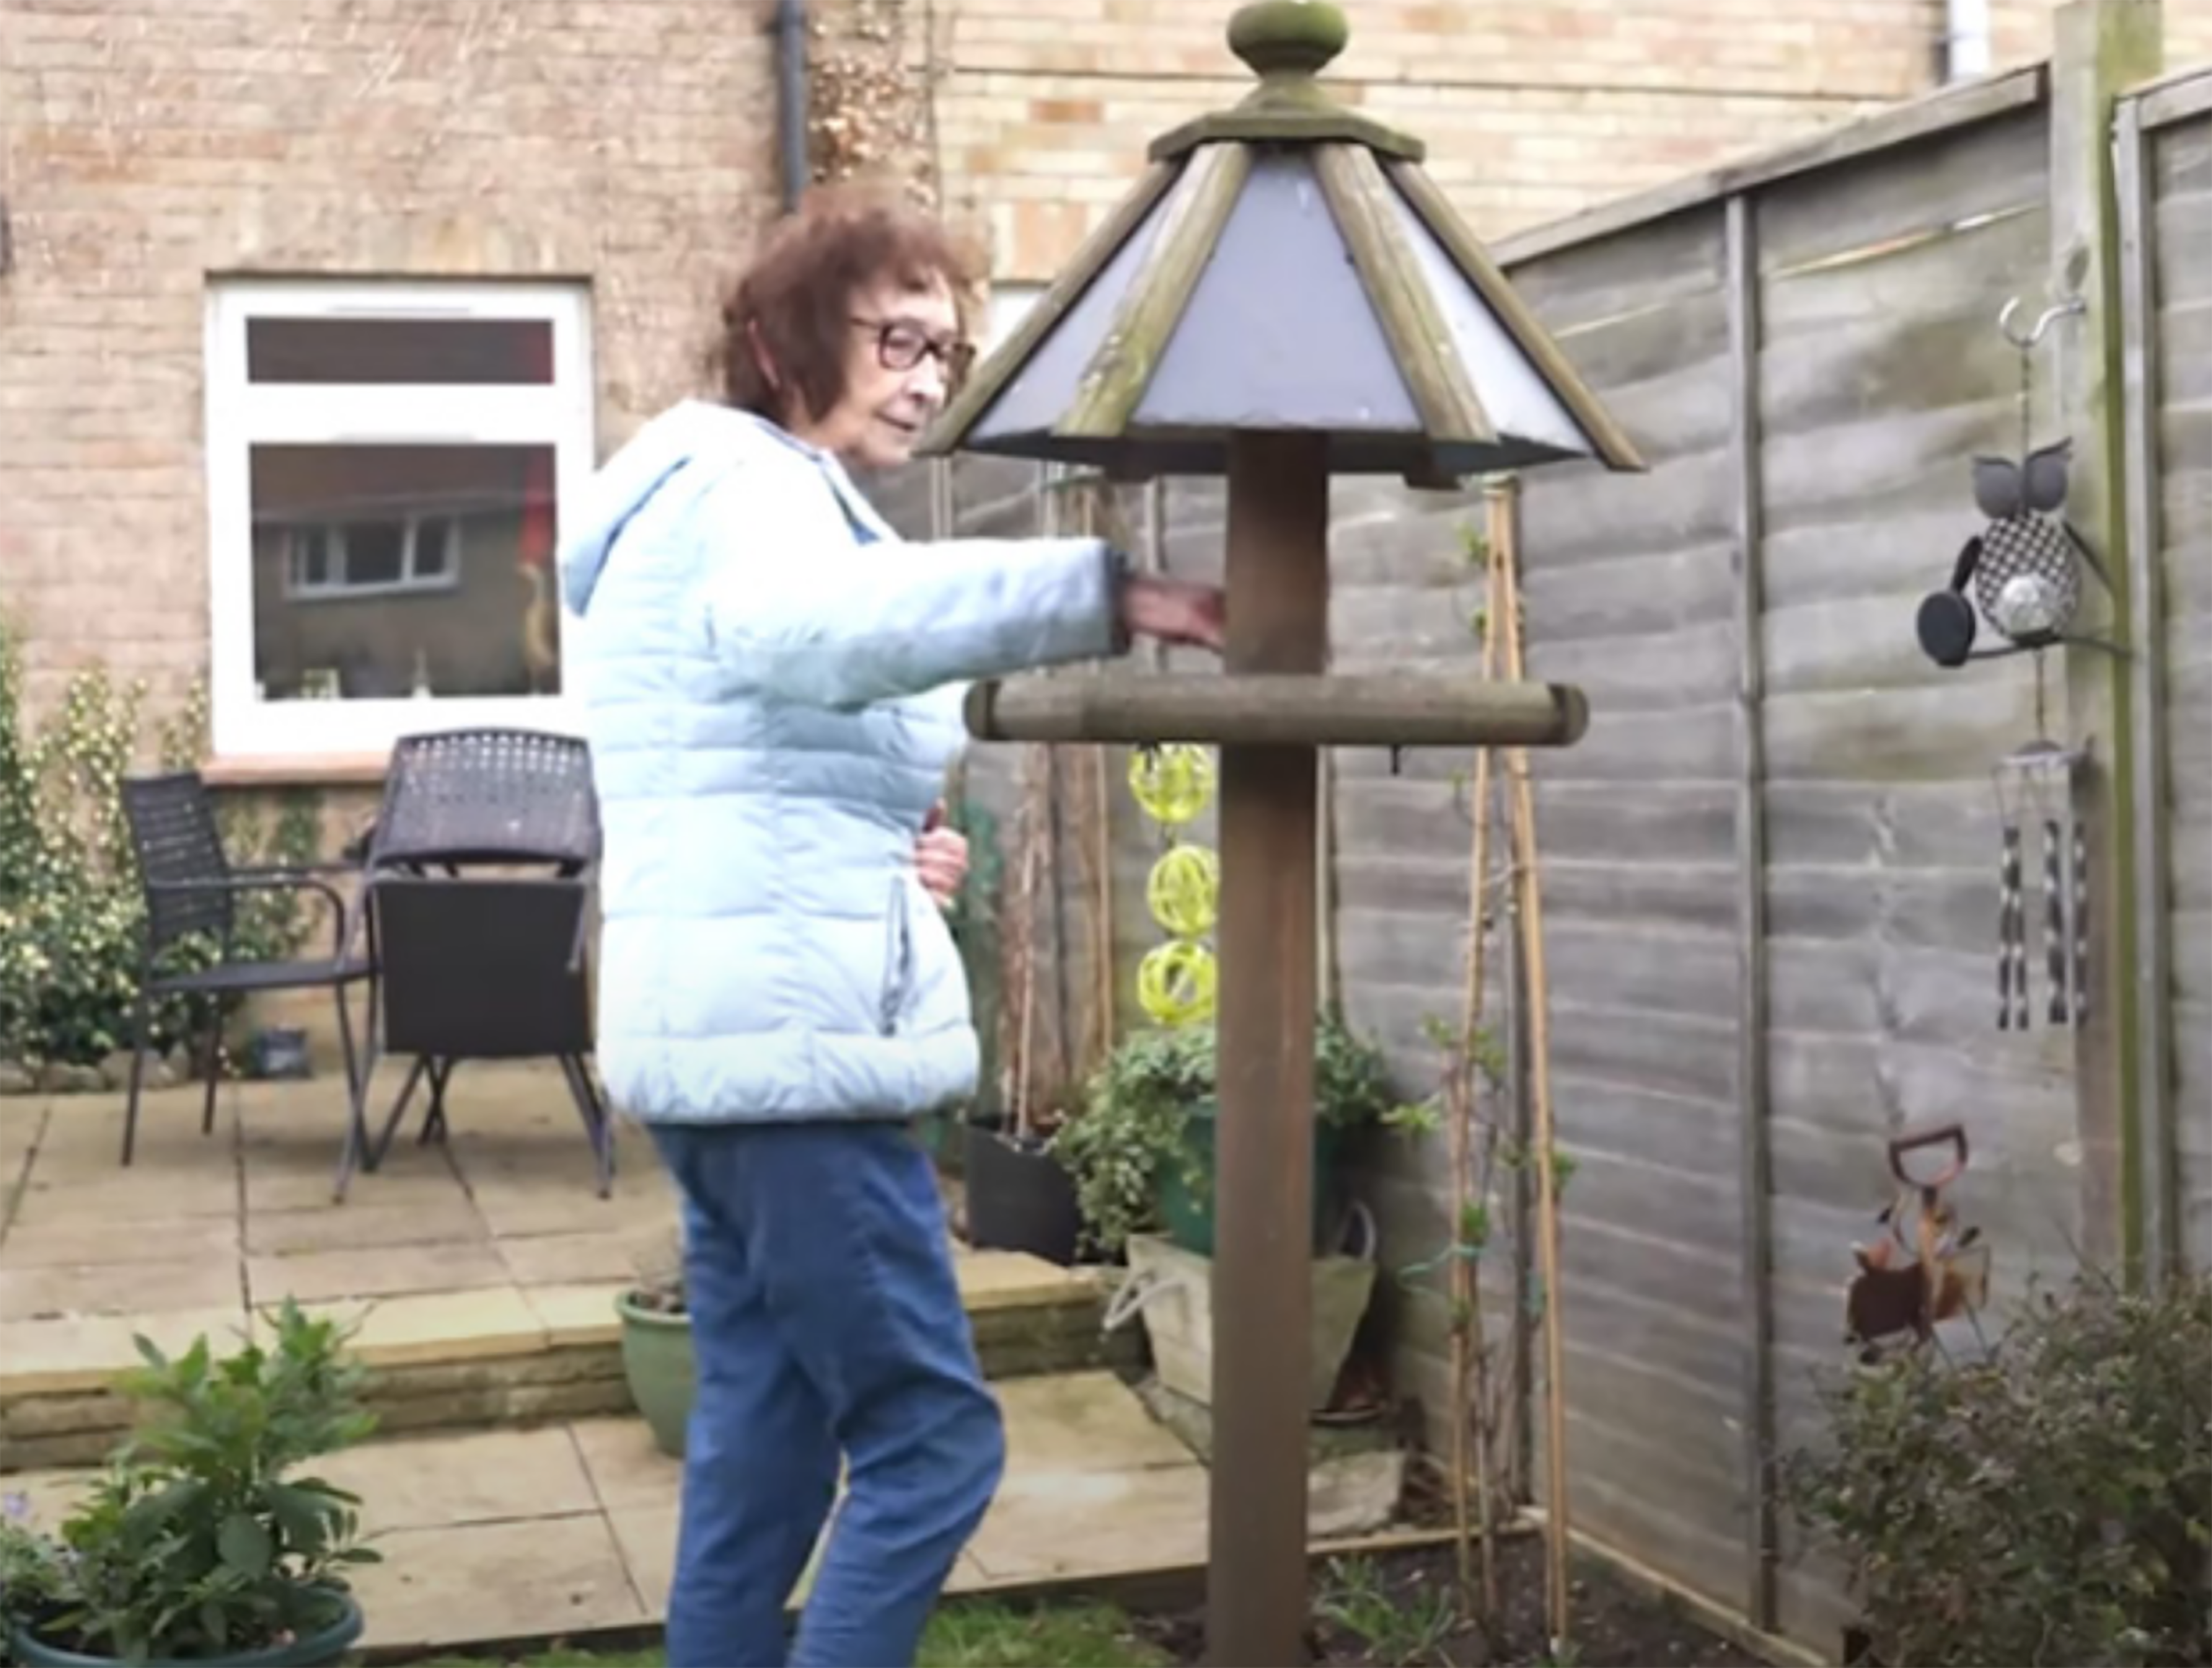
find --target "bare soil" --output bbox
[1136,1537,1770,1668]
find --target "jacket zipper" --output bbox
[880,876,913,1035]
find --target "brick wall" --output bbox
[0,0,779,729]
[3,0,2204,734]
[929,0,2211,280]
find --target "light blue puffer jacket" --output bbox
[556,400,1124,1125]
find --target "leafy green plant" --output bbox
[940,792,1006,1125]
[1050,1009,1397,1256]
[0,622,320,1071]
[1784,1270,2212,1668]
[1315,1552,1461,1666]
[0,1301,381,1664]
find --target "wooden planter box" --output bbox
[1114,1231,1375,1412]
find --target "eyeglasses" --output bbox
[853,316,974,385]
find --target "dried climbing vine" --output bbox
[808,0,941,204]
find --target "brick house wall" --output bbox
[1,0,2203,759]
[0,0,779,744]
[938,0,2211,281]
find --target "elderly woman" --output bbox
[556,189,1224,1668]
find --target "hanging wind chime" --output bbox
[1911,295,2120,1031]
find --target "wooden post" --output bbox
[2112,78,2177,1289]
[1209,430,1329,1668]
[1724,190,1779,1634]
[2049,0,2162,1280]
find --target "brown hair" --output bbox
[711,184,982,426]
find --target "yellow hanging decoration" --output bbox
[1136,938,1218,1027]
[1127,740,1220,1031]
[1146,843,1219,938]
[1128,744,1216,826]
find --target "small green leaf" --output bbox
[217,1512,273,1577]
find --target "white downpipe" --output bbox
[1945,0,1994,80]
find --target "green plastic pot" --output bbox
[616,1288,695,1459]
[6,1590,364,1668]
[1154,1098,1344,1258]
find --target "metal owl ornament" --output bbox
[1916,435,2114,664]
[1914,298,2121,668]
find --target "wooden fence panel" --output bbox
[1476,203,1757,1609]
[1747,100,2061,1644]
[2146,91,2212,1268]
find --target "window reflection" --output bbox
[249,444,562,702]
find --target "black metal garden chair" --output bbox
[117,771,372,1169]
[338,727,612,1199]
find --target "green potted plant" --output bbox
[614,1233,693,1460]
[1052,1007,1397,1260]
[1053,1009,1398,1413]
[0,1301,379,1668]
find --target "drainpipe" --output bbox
[775,0,810,208]
[1944,0,1992,80]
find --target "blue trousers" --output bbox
[647,1120,1005,1668]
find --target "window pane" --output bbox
[249,444,562,702]
[246,317,555,385]
[347,521,408,587]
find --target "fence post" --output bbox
[1723,189,1778,1637]
[2047,0,2163,1281]
[2112,82,2179,1290]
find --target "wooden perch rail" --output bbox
[963,672,1591,749]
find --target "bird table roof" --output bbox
[917,0,1645,486]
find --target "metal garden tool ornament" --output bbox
[1844,1125,1991,1362]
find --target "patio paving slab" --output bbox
[3,1369,1218,1653]
[1,1066,1106,1446]
[350,1514,650,1652]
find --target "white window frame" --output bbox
[203,278,596,760]
[281,515,463,602]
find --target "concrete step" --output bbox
[4,1369,1223,1657]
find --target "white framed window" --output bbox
[203,279,596,759]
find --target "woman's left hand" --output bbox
[916,807,969,909]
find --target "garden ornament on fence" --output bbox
[1912,295,2114,1031]
[1993,736,2089,1028]
[1914,297,2118,670]
[1844,1124,1991,1361]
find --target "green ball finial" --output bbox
[1227,0,1348,78]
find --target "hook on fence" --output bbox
[1998,294,2085,350]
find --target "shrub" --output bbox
[0,1302,380,1663]
[0,621,319,1069]
[1051,1010,1398,1255]
[1784,1270,2212,1667]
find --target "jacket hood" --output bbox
[558,400,797,617]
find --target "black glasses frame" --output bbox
[853,316,974,384]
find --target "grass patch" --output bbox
[923,1599,1169,1667]
[398,1597,1169,1668]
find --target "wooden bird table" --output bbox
[964,437,1589,1666]
[923,2,1642,1657]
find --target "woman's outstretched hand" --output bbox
[1121,573,1226,653]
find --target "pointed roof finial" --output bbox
[1227,0,1348,80]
